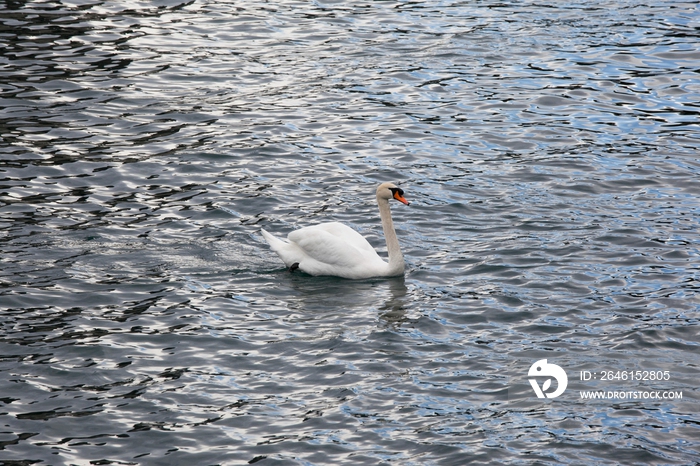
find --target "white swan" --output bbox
[261,182,410,279]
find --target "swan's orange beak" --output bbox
[393,191,410,205]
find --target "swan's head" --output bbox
[377,182,410,206]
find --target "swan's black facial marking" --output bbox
[389,186,410,205]
[389,187,404,197]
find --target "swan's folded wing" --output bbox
[310,222,379,257]
[287,223,378,269]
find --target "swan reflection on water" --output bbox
[281,272,410,324]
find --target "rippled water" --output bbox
[2,0,699,464]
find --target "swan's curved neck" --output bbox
[377,196,404,275]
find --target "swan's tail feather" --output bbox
[260,228,273,244]
[261,228,285,247]
[261,228,297,268]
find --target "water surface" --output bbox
[1,1,699,464]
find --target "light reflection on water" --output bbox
[1,0,699,464]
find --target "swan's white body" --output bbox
[261,182,409,279]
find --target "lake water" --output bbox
[1,0,699,464]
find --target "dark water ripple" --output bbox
[1,1,699,465]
